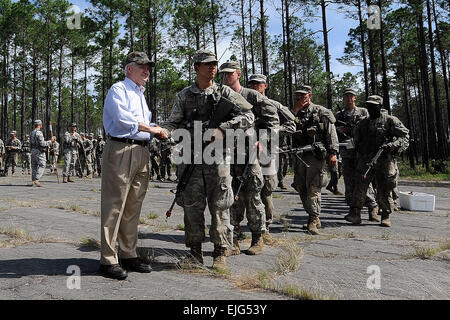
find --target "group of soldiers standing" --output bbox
[0,122,106,186]
[61,123,105,183]
[155,49,409,271]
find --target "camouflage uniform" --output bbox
[81,135,93,177]
[96,136,105,176]
[49,139,60,173]
[30,121,52,183]
[347,95,409,227]
[229,85,279,239]
[0,138,4,175]
[292,86,339,233]
[149,138,160,180]
[159,138,173,180]
[335,99,378,211]
[63,124,82,181]
[4,133,22,176]
[21,136,32,175]
[161,79,254,253]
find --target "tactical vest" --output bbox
[30,130,46,152]
[293,104,328,148]
[22,141,31,153]
[358,113,393,155]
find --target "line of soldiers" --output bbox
[62,123,105,182]
[149,137,177,181]
[157,50,409,271]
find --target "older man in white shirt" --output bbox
[99,51,167,280]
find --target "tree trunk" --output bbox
[426,0,446,158]
[211,0,218,57]
[260,0,269,95]
[13,43,17,133]
[249,0,255,74]
[45,50,52,139]
[378,0,391,114]
[240,0,248,86]
[357,0,369,99]
[58,45,63,143]
[432,0,450,146]
[416,4,437,159]
[321,0,332,109]
[285,0,293,109]
[281,0,288,106]
[366,0,377,95]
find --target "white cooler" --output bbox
[398,191,436,212]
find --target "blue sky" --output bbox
[68,0,362,78]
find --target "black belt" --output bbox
[109,136,149,147]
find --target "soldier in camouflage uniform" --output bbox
[148,138,161,181]
[21,135,32,175]
[63,123,82,183]
[4,131,22,176]
[220,62,280,256]
[159,138,174,181]
[248,73,296,243]
[96,135,105,176]
[0,138,4,176]
[30,120,54,187]
[81,133,93,178]
[160,50,254,271]
[49,136,60,173]
[291,85,339,235]
[89,133,97,175]
[335,88,379,222]
[345,95,409,227]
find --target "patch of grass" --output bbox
[0,226,32,241]
[272,193,284,200]
[381,232,390,240]
[152,184,162,188]
[79,237,100,248]
[176,224,185,231]
[407,239,450,260]
[397,160,450,181]
[274,241,303,275]
[139,217,147,224]
[69,204,90,215]
[147,212,159,220]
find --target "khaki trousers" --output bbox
[100,139,150,265]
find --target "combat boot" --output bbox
[262,227,274,245]
[225,238,240,256]
[32,180,43,187]
[68,176,75,182]
[212,245,228,271]
[247,233,264,255]
[177,243,203,268]
[368,206,380,222]
[278,180,287,190]
[314,216,321,229]
[333,187,344,196]
[305,216,320,235]
[87,173,92,179]
[63,176,67,183]
[345,207,362,224]
[190,243,204,264]
[380,211,391,227]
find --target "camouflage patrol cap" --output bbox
[295,85,312,94]
[125,51,154,67]
[98,135,103,139]
[71,123,77,127]
[89,133,94,137]
[248,74,267,84]
[343,88,357,96]
[366,95,383,105]
[34,119,42,125]
[80,132,85,136]
[219,60,241,73]
[10,131,16,135]
[193,49,218,64]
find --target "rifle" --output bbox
[279,143,324,168]
[363,147,384,180]
[165,93,238,221]
[49,121,60,184]
[338,138,355,150]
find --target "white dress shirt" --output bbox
[103,77,154,141]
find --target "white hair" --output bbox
[124,62,137,76]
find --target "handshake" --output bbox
[149,124,168,141]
